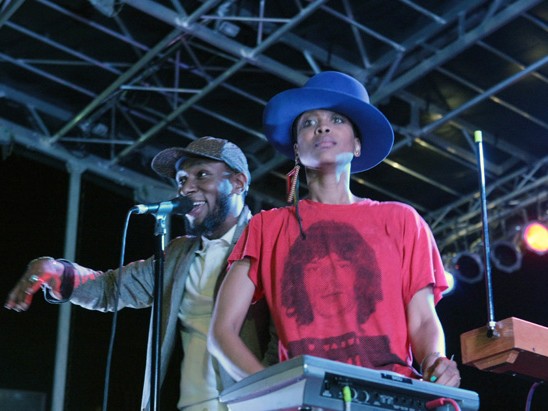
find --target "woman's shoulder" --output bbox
[356,198,413,210]
[255,204,294,217]
[354,199,422,220]
[248,204,295,225]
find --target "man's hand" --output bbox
[4,257,64,311]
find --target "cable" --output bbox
[525,382,541,411]
[342,386,352,411]
[426,397,461,411]
[101,209,133,411]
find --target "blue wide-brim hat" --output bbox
[263,71,394,173]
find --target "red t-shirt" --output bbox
[228,199,447,377]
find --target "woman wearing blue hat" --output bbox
[209,72,461,387]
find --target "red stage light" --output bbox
[522,221,548,255]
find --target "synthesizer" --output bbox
[220,355,479,410]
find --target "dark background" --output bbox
[1,152,547,410]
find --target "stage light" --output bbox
[447,252,484,284]
[521,221,548,255]
[490,240,522,274]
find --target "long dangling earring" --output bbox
[286,152,306,239]
[286,155,301,204]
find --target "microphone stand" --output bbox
[150,210,169,411]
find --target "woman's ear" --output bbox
[354,137,362,157]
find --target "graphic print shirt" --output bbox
[228,199,447,377]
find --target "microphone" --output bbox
[131,196,194,216]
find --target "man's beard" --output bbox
[185,193,231,238]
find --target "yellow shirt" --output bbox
[177,225,236,410]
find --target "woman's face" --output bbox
[294,109,360,171]
[303,252,358,319]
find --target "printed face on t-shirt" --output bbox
[281,220,405,369]
[303,253,358,319]
[281,220,382,327]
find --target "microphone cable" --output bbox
[101,208,133,411]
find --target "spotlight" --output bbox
[521,221,548,255]
[448,252,484,284]
[490,240,522,273]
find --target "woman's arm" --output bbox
[208,258,266,381]
[407,286,461,387]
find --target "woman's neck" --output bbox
[305,167,360,204]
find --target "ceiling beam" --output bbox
[372,0,542,102]
[0,119,174,202]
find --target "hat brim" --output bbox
[263,87,394,173]
[151,147,223,179]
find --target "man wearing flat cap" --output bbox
[5,136,277,411]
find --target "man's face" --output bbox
[175,158,235,238]
[303,253,358,319]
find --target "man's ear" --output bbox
[230,172,248,195]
